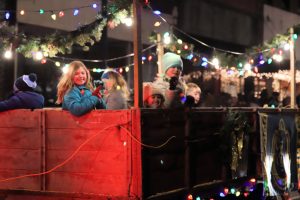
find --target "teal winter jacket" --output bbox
[62,85,105,116]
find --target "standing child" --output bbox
[185,82,201,107]
[0,73,44,111]
[147,52,186,108]
[101,70,130,109]
[56,61,105,116]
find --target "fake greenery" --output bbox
[218,110,250,178]
[151,24,299,70]
[0,0,132,58]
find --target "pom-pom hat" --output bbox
[161,52,183,73]
[14,73,37,91]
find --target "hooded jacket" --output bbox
[62,85,105,116]
[0,91,44,112]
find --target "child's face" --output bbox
[73,67,87,86]
[146,94,164,108]
[103,78,114,90]
[165,67,181,78]
[187,88,200,104]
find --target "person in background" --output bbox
[146,52,186,108]
[101,69,130,109]
[0,73,44,111]
[56,61,105,116]
[143,83,165,108]
[184,82,201,107]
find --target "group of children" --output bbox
[0,52,201,116]
[143,52,201,109]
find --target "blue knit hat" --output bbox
[161,52,183,73]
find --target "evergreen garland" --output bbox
[0,0,132,58]
[218,110,250,178]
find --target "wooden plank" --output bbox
[46,150,127,173]
[47,173,128,194]
[130,109,142,198]
[0,169,41,190]
[45,110,131,129]
[0,110,41,128]
[46,128,126,150]
[0,150,41,170]
[0,128,40,149]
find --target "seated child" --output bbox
[143,83,165,108]
[101,69,130,109]
[0,73,44,111]
[184,82,201,107]
[144,52,186,108]
[56,61,105,116]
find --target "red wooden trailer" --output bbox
[0,109,142,200]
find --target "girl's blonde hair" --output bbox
[103,70,130,99]
[186,82,201,94]
[56,61,93,104]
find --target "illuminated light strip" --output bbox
[283,154,291,189]
[264,155,277,196]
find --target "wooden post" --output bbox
[290,27,296,108]
[133,0,143,108]
[157,33,164,74]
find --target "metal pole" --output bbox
[133,0,143,108]
[290,27,296,108]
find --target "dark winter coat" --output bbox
[62,85,105,116]
[0,91,44,112]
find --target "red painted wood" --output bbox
[0,109,142,199]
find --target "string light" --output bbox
[154,21,161,27]
[51,13,57,20]
[4,50,12,59]
[55,61,61,67]
[123,17,133,26]
[92,3,97,8]
[73,9,79,16]
[62,64,69,74]
[3,43,13,59]
[34,51,43,60]
[153,10,161,15]
[58,11,65,18]
[41,58,47,64]
[5,12,10,20]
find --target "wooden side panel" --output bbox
[44,110,136,197]
[0,110,42,190]
[130,109,142,198]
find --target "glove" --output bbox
[169,77,179,90]
[92,86,102,99]
[184,95,195,107]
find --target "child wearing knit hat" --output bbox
[100,69,130,109]
[0,73,44,111]
[144,52,186,108]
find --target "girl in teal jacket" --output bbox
[56,61,105,116]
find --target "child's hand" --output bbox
[92,86,102,98]
[169,77,178,90]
